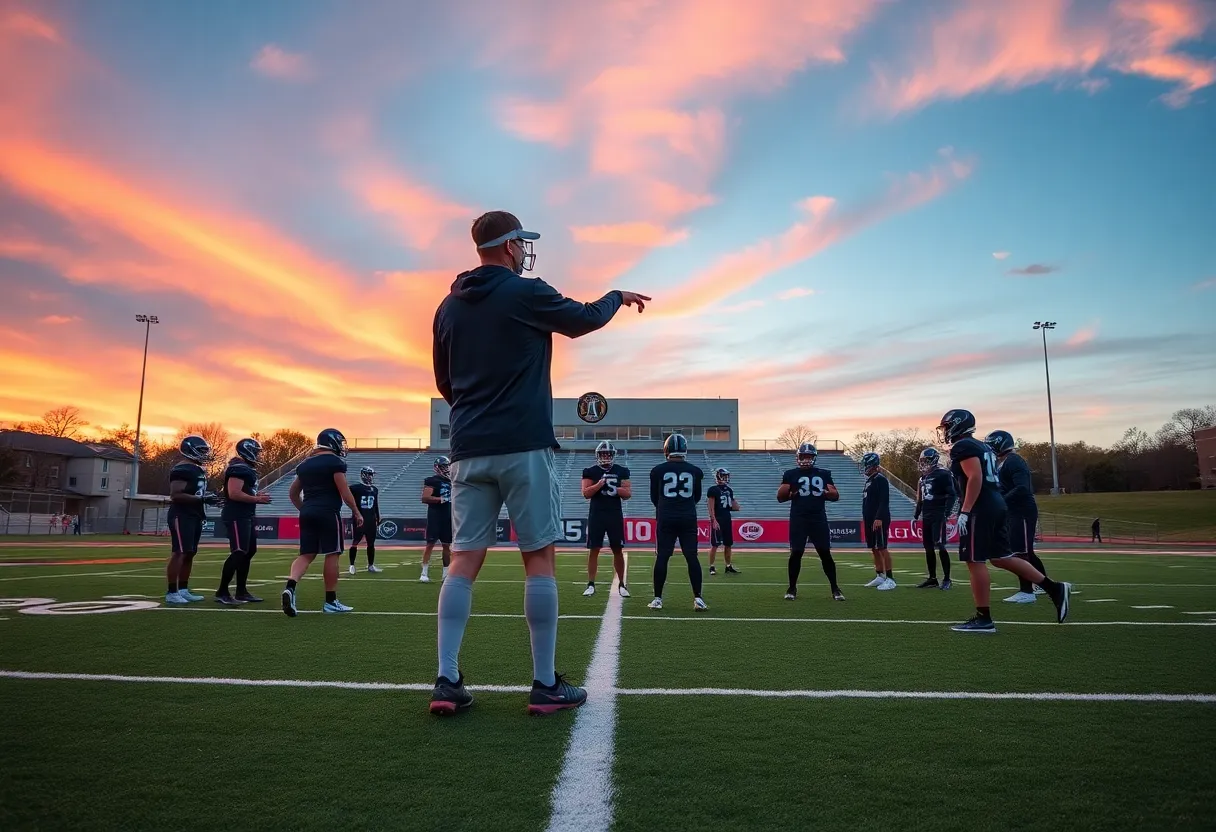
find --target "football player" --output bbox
[165,435,220,605]
[861,453,895,590]
[420,456,452,583]
[779,443,844,600]
[215,437,272,605]
[349,466,383,575]
[648,433,707,610]
[914,447,955,589]
[581,441,631,597]
[706,467,741,576]
[985,430,1051,604]
[283,428,361,616]
[937,410,1071,633]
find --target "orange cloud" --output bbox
[38,314,78,325]
[251,44,312,81]
[872,0,1216,112]
[570,223,689,247]
[351,164,474,250]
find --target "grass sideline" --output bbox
[2,542,1215,830]
[1041,490,1216,542]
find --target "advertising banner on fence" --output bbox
[253,517,511,543]
[521,518,863,546]
[887,519,962,545]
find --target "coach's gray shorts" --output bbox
[451,448,561,552]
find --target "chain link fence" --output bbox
[1037,512,1158,544]
[0,487,174,535]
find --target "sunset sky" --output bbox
[1,0,1213,448]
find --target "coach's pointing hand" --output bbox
[619,291,651,312]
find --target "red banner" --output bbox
[888,519,962,544]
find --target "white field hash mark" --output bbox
[1,670,1214,704]
[545,562,625,832]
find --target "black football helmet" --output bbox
[860,452,881,475]
[360,466,375,485]
[316,428,347,457]
[918,447,941,475]
[235,437,262,466]
[796,442,817,469]
[434,456,451,478]
[180,435,214,464]
[715,467,730,485]
[936,409,976,446]
[595,441,617,469]
[984,430,1016,456]
[663,432,688,459]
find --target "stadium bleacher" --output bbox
[254,448,915,522]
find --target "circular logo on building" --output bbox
[577,392,608,424]
[739,522,764,541]
[378,520,398,539]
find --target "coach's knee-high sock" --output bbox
[524,576,559,687]
[653,553,671,598]
[924,541,938,579]
[218,552,240,595]
[788,552,803,593]
[436,576,473,683]
[349,545,358,566]
[938,548,952,580]
[366,538,376,567]
[817,549,839,591]
[684,551,703,597]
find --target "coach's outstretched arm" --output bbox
[530,281,650,338]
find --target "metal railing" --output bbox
[740,439,846,451]
[349,438,426,450]
[0,508,175,536]
[1037,512,1158,544]
[258,446,315,490]
[0,489,66,515]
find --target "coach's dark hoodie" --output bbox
[433,265,623,462]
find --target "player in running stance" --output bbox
[216,437,272,605]
[861,452,895,590]
[283,428,361,616]
[165,435,220,604]
[349,466,383,575]
[914,447,955,589]
[420,456,452,583]
[648,433,707,610]
[937,409,1071,633]
[706,467,741,576]
[985,430,1051,604]
[778,443,844,601]
[582,441,631,597]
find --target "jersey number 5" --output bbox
[602,477,618,497]
[663,472,694,498]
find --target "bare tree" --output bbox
[176,422,233,481]
[25,406,90,439]
[1113,427,1153,456]
[254,429,313,477]
[1155,406,1216,454]
[776,424,818,450]
[94,423,147,455]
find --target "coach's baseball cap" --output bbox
[472,211,541,249]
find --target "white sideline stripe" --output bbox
[1183,611,1216,615]
[1131,605,1174,609]
[2,670,1212,704]
[545,562,624,832]
[157,607,605,620]
[1085,599,1119,603]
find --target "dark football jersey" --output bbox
[167,461,208,519]
[862,473,891,522]
[650,460,703,523]
[220,460,259,520]
[350,482,380,521]
[949,437,1005,512]
[423,475,452,517]
[706,484,736,520]
[296,453,347,514]
[782,466,834,521]
[918,468,956,516]
[998,452,1037,515]
[583,464,629,516]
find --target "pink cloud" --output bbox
[251,44,312,81]
[777,287,816,300]
[570,223,689,247]
[349,164,473,250]
[1192,277,1216,291]
[39,314,78,324]
[992,250,1011,260]
[871,0,1216,112]
[1066,323,1099,346]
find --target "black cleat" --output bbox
[708,566,717,576]
[724,565,741,574]
[916,578,939,589]
[528,673,587,715]
[951,615,996,634]
[1049,581,1072,623]
[940,579,953,590]
[235,592,263,603]
[281,588,297,617]
[832,588,846,601]
[214,593,246,606]
[430,673,473,715]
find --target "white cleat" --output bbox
[419,572,431,583]
[648,598,663,610]
[367,565,383,573]
[693,597,708,611]
[323,599,354,613]
[164,591,188,605]
[1004,591,1037,604]
[583,584,596,597]
[618,585,631,598]
[865,575,886,588]
[784,592,796,601]
[878,578,897,591]
[177,588,204,602]
[347,565,356,576]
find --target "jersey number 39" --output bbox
[796,476,825,497]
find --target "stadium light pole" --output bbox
[122,314,159,534]
[1033,321,1060,496]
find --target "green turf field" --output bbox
[2,543,1214,831]
[1040,490,1216,542]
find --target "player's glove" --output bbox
[955,512,969,535]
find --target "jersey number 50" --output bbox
[662,472,694,498]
